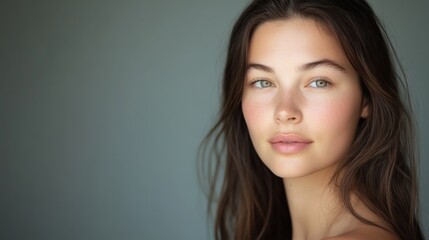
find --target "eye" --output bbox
[308,79,331,88]
[252,79,274,88]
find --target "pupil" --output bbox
[317,80,325,87]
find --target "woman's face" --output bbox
[242,18,368,179]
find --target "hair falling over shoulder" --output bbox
[198,0,424,239]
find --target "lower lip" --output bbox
[270,142,311,154]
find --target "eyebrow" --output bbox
[246,59,347,73]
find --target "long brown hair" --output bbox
[199,0,424,239]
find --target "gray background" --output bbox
[1,0,427,239]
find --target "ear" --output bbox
[360,98,369,118]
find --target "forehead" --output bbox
[247,18,353,72]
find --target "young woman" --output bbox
[200,0,424,239]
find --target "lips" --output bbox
[269,134,312,154]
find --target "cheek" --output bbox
[242,100,263,127]
[242,97,272,135]
[306,94,362,143]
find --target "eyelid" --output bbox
[249,78,275,88]
[247,77,332,88]
[249,77,271,83]
[307,77,332,88]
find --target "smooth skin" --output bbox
[242,18,398,240]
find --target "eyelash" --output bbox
[249,78,332,89]
[307,78,332,89]
[250,79,274,89]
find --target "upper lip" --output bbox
[269,133,313,144]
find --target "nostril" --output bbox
[274,108,302,124]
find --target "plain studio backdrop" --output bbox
[1,0,428,239]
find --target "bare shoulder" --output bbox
[324,225,399,240]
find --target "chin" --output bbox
[264,157,339,180]
[270,168,316,179]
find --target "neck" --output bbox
[283,165,356,240]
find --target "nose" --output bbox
[274,89,302,124]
